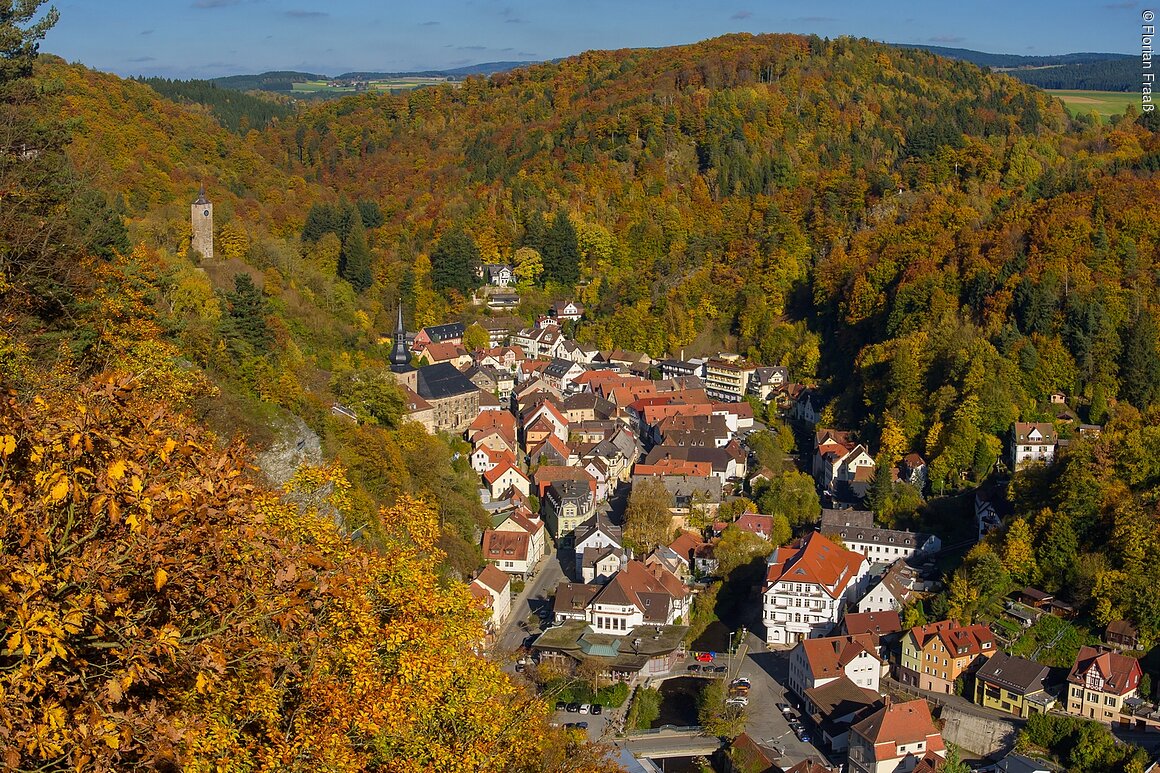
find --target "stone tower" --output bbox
[191,185,213,261]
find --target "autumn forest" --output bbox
[2,2,1160,770]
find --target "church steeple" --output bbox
[389,301,413,374]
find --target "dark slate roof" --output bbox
[421,322,465,342]
[415,362,478,400]
[545,358,575,378]
[976,651,1049,695]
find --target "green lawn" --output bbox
[1047,90,1140,121]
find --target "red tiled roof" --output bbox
[799,634,881,679]
[851,699,945,761]
[764,532,866,599]
[735,513,774,537]
[908,620,995,658]
[668,530,704,563]
[400,384,433,413]
[843,611,903,638]
[634,459,712,477]
[483,461,527,486]
[422,341,467,362]
[1067,646,1142,695]
[482,529,530,562]
[474,564,510,594]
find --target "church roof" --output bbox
[415,363,477,400]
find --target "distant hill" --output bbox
[137,76,294,133]
[336,61,537,80]
[210,62,536,96]
[890,43,1136,91]
[212,70,328,92]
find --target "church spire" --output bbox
[389,300,413,374]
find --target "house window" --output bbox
[1104,696,1116,706]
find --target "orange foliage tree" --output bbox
[0,375,618,772]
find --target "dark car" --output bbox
[793,725,811,743]
[566,702,581,713]
[555,701,567,712]
[686,664,701,672]
[590,704,603,715]
[713,665,728,673]
[576,721,589,730]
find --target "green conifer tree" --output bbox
[226,272,271,350]
[340,213,373,293]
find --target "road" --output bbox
[737,631,837,769]
[495,542,565,656]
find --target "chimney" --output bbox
[883,695,892,706]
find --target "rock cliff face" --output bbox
[255,410,322,488]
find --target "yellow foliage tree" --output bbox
[0,375,617,772]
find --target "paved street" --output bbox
[737,631,836,768]
[495,543,565,656]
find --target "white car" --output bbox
[726,696,748,707]
[578,704,590,715]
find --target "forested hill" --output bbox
[37,33,1160,493]
[889,44,1137,91]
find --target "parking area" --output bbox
[735,632,835,767]
[550,701,617,742]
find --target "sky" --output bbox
[43,0,1144,79]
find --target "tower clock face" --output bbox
[203,209,210,217]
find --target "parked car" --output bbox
[578,704,590,715]
[687,664,701,672]
[713,665,728,673]
[695,652,714,662]
[566,702,581,713]
[590,704,603,715]
[776,702,793,716]
[793,725,811,743]
[725,696,748,707]
[731,678,751,689]
[576,721,589,730]
[555,701,567,712]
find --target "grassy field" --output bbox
[1047,89,1139,121]
[291,77,453,94]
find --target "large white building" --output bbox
[787,634,883,699]
[762,532,871,645]
[820,510,941,566]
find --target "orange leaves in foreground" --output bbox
[0,375,617,772]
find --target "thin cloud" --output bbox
[191,0,241,8]
[140,29,154,35]
[286,9,328,18]
[929,35,965,44]
[1105,1,1136,8]
[127,56,156,62]
[457,45,487,51]
[420,20,440,26]
[731,10,752,20]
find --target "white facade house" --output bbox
[483,461,531,500]
[587,560,689,635]
[762,533,872,645]
[1011,422,1056,470]
[573,516,622,576]
[787,634,883,699]
[821,511,941,566]
[470,565,512,632]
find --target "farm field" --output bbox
[1047,89,1139,121]
[291,77,453,94]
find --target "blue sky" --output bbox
[44,0,1141,79]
